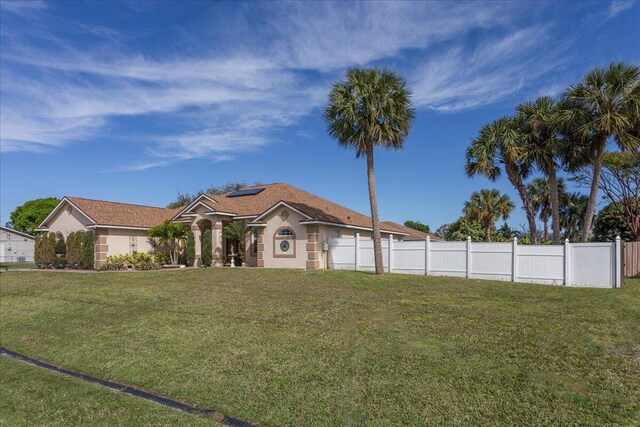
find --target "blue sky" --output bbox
[1,1,638,231]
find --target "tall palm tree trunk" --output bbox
[548,169,561,245]
[581,142,606,242]
[366,144,384,275]
[542,218,549,241]
[506,164,538,244]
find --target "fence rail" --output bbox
[624,241,640,277]
[328,235,624,288]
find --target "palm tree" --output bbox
[222,220,249,261]
[463,189,515,242]
[324,68,415,275]
[560,192,589,241]
[465,117,538,243]
[527,177,566,242]
[148,221,188,265]
[562,62,640,242]
[518,97,565,245]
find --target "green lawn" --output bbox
[0,357,214,426]
[0,262,36,270]
[1,269,638,426]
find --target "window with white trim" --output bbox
[277,228,294,237]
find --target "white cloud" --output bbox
[0,1,573,168]
[411,25,568,111]
[609,0,636,18]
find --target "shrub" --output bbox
[53,258,67,269]
[138,259,161,270]
[186,229,195,267]
[202,229,212,267]
[81,231,95,269]
[154,252,171,266]
[34,234,43,265]
[55,234,66,256]
[66,232,82,268]
[99,252,160,271]
[47,233,57,264]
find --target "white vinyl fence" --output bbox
[328,235,623,288]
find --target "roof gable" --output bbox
[0,226,36,240]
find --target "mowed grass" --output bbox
[0,262,35,270]
[0,357,215,426]
[1,269,639,426]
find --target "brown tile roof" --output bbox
[66,197,180,228]
[180,183,425,236]
[380,221,442,241]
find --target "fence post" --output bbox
[615,236,622,288]
[512,237,518,282]
[425,236,430,276]
[466,236,472,279]
[388,234,394,273]
[354,233,360,271]
[564,238,571,286]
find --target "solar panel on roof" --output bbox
[226,187,265,197]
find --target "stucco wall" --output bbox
[45,202,91,237]
[261,208,308,269]
[105,228,154,257]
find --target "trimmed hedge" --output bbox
[66,232,82,268]
[186,229,196,267]
[81,231,94,269]
[202,229,212,267]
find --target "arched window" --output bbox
[274,227,295,257]
[277,228,294,237]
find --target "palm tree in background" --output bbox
[527,177,566,242]
[463,189,515,242]
[563,62,640,242]
[518,97,565,245]
[324,68,415,275]
[561,192,589,241]
[465,117,538,243]
[222,220,250,259]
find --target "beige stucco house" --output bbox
[37,183,435,269]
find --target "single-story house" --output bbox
[0,225,35,263]
[37,182,438,269]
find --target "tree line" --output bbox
[465,62,639,244]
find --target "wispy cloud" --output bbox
[0,1,588,169]
[411,25,568,111]
[609,0,636,18]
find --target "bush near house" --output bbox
[201,229,212,267]
[34,231,95,269]
[99,253,160,271]
[65,232,82,268]
[81,231,94,269]
[186,229,196,267]
[54,234,66,256]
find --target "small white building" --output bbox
[0,225,35,263]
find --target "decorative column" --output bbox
[306,225,320,270]
[191,222,201,267]
[256,229,265,267]
[94,229,108,269]
[211,221,223,267]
